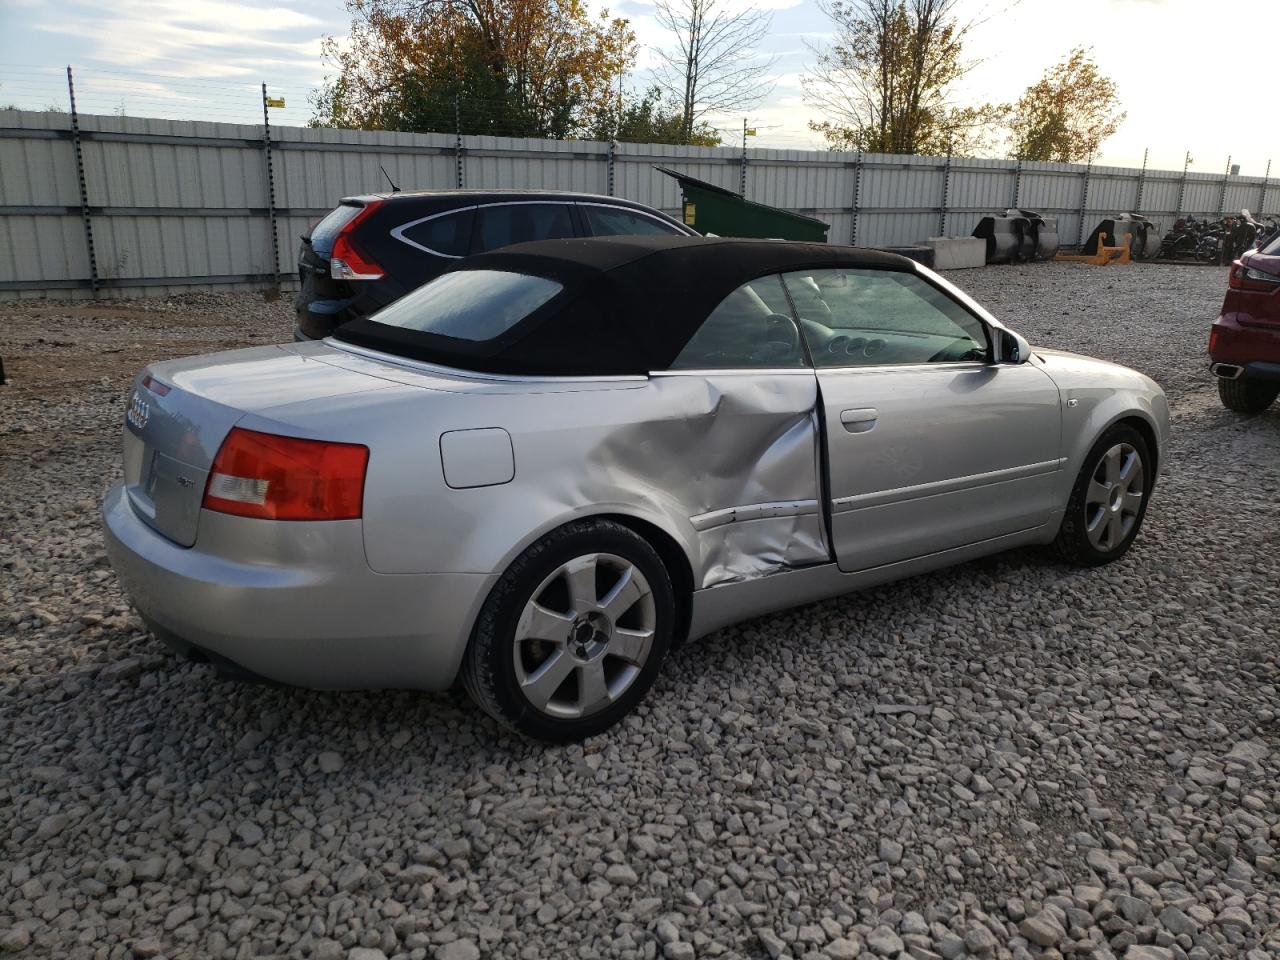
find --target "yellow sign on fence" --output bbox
[265,97,286,109]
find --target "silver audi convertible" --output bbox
[104,236,1169,740]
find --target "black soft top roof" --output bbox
[333,236,916,376]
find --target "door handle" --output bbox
[839,408,878,433]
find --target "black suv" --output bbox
[295,190,695,339]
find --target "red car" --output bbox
[1209,232,1280,413]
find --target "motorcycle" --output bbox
[1241,209,1280,252]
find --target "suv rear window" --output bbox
[366,269,562,342]
[309,203,363,256]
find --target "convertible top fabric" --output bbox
[333,236,915,375]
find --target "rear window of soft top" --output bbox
[363,269,562,342]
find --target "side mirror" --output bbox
[997,328,1031,364]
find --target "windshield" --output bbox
[367,270,563,342]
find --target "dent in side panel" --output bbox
[607,373,829,587]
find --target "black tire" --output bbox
[461,519,675,742]
[1054,423,1153,567]
[1217,377,1279,414]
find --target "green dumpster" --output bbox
[656,167,829,242]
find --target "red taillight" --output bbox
[1208,326,1219,355]
[203,428,369,521]
[330,201,385,281]
[141,374,170,396]
[1228,259,1280,292]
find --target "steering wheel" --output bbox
[761,312,800,357]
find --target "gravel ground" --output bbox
[1,263,1278,960]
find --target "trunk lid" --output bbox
[122,344,394,546]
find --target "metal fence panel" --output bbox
[0,107,1273,299]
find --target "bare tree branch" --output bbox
[652,0,775,142]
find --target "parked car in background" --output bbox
[1209,231,1280,413]
[295,190,695,340]
[107,236,1168,741]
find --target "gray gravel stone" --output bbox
[866,926,903,956]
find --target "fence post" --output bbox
[1261,160,1272,216]
[1219,156,1232,215]
[260,84,281,293]
[850,151,863,246]
[1175,151,1190,220]
[739,119,748,197]
[1011,158,1022,210]
[453,98,465,188]
[66,66,99,297]
[938,149,952,237]
[1135,147,1148,212]
[1076,157,1093,248]
[607,139,615,197]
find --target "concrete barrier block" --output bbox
[925,237,986,270]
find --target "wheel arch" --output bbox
[479,505,698,649]
[1113,414,1160,481]
[597,513,695,648]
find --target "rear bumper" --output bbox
[1210,312,1280,373]
[102,482,496,690]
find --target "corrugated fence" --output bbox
[2,108,1277,299]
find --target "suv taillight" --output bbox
[1228,259,1280,292]
[330,201,385,281]
[203,428,369,521]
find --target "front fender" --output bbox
[1037,349,1170,503]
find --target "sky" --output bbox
[0,0,1275,177]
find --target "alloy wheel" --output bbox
[1083,442,1144,552]
[512,552,656,719]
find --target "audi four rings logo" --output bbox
[126,392,150,430]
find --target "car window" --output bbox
[669,275,807,370]
[367,270,562,341]
[782,269,989,367]
[474,204,575,253]
[397,209,474,257]
[583,205,682,237]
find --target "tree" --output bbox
[590,86,722,145]
[803,0,1003,155]
[652,0,773,144]
[1008,47,1124,162]
[311,0,635,139]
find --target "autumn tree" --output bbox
[312,0,635,139]
[590,86,722,145]
[803,0,1003,155]
[1008,47,1124,162]
[652,0,774,144]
